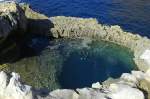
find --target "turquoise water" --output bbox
[7,38,136,90]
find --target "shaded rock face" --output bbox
[20,4,54,36]
[0,1,27,37]
[0,1,27,63]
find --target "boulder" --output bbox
[92,82,102,89]
[0,71,33,99]
[109,83,144,99]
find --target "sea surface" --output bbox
[21,0,150,37]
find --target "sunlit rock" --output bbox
[0,71,33,99]
[140,50,150,66]
[48,89,78,99]
[0,1,27,37]
[121,73,137,84]
[92,82,102,89]
[109,84,144,99]
[76,88,107,99]
[131,71,145,80]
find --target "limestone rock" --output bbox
[0,71,33,99]
[49,89,78,99]
[20,3,53,36]
[0,71,148,99]
[76,88,107,99]
[0,1,27,38]
[109,84,144,99]
[121,73,138,85]
[92,82,102,89]
[49,16,150,71]
[140,50,150,67]
[0,1,27,63]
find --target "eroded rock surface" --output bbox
[0,1,26,37]
[0,71,149,99]
[0,1,27,63]
[49,16,150,72]
[0,71,33,99]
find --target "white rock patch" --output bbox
[0,71,33,99]
[140,50,150,66]
[92,82,102,89]
[109,84,144,99]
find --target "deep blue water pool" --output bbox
[6,38,137,90]
[21,0,150,37]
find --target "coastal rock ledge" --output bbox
[1,70,150,99]
[1,1,150,99]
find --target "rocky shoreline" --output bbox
[0,1,150,99]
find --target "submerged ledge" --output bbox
[49,16,150,72]
[0,1,150,99]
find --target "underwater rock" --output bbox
[49,16,150,71]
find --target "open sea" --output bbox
[20,0,150,37]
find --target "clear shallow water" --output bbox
[6,38,136,90]
[21,0,150,37]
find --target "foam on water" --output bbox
[0,0,21,3]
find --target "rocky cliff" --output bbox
[0,1,27,63]
[0,1,150,99]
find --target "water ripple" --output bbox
[21,0,150,37]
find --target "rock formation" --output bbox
[0,1,26,37]
[0,71,33,99]
[1,70,150,99]
[49,16,150,72]
[0,1,27,63]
